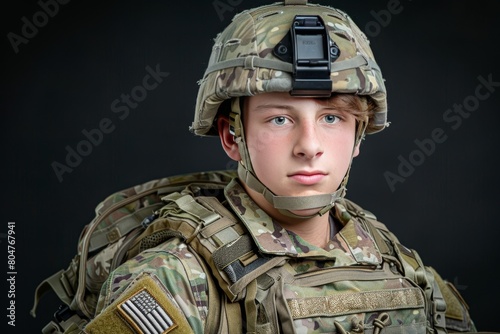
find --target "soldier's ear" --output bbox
[353,142,360,157]
[217,116,241,161]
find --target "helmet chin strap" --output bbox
[230,98,367,219]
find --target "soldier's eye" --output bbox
[272,116,287,125]
[324,115,339,124]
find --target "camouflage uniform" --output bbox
[81,1,477,333]
[88,179,475,333]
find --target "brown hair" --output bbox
[320,94,377,132]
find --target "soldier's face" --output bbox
[243,92,359,201]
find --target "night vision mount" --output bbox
[273,15,340,97]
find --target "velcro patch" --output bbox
[287,287,425,319]
[84,273,194,334]
[118,288,176,334]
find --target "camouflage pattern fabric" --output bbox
[96,238,207,333]
[93,179,474,333]
[192,2,388,137]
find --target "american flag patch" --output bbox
[117,288,177,334]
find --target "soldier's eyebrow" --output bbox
[252,104,294,112]
[252,103,340,113]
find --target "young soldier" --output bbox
[84,1,475,333]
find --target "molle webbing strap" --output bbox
[285,0,307,5]
[266,265,296,334]
[292,262,398,287]
[204,54,381,78]
[205,57,292,77]
[429,272,447,334]
[42,315,86,334]
[221,294,243,334]
[243,280,258,334]
[197,196,244,237]
[31,256,80,321]
[364,221,390,255]
[163,193,221,226]
[431,268,475,332]
[31,270,74,318]
[88,204,164,252]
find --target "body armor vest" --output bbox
[126,180,449,334]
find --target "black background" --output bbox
[2,0,499,332]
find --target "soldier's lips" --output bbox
[288,172,327,185]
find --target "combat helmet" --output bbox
[191,0,388,217]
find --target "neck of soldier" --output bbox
[243,184,332,248]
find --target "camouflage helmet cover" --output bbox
[191,0,388,136]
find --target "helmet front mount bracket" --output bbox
[273,15,340,97]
